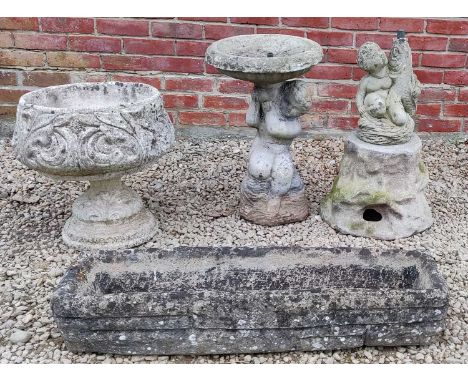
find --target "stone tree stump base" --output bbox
[51,247,447,355]
[239,177,309,226]
[321,133,433,240]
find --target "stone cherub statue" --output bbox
[356,31,421,145]
[239,80,312,225]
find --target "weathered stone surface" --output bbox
[52,246,448,355]
[205,34,322,84]
[12,81,174,250]
[206,35,323,225]
[356,32,421,145]
[321,132,433,240]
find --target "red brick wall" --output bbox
[0,17,467,133]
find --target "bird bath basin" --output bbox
[205,34,322,84]
[13,82,175,250]
[206,34,323,225]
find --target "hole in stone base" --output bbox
[363,208,382,222]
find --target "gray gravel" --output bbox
[0,135,467,364]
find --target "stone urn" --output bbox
[13,82,174,250]
[206,34,323,226]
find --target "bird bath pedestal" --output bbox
[206,35,323,226]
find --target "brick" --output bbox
[444,104,468,117]
[307,30,353,47]
[163,93,198,108]
[205,25,255,40]
[83,73,108,82]
[0,88,29,103]
[414,69,444,84]
[0,17,39,31]
[407,36,448,51]
[299,114,327,129]
[0,32,14,48]
[205,63,219,75]
[231,17,279,25]
[165,77,213,92]
[459,88,468,102]
[356,33,394,49]
[312,99,349,113]
[175,41,210,57]
[124,38,174,55]
[317,83,357,99]
[0,50,44,67]
[179,111,226,126]
[179,17,227,22]
[417,118,461,132]
[305,65,353,80]
[111,74,161,88]
[281,17,329,28]
[328,116,359,129]
[257,27,305,37]
[448,38,468,53]
[203,95,249,110]
[426,19,468,35]
[47,52,100,69]
[153,57,204,74]
[102,55,204,73]
[41,17,94,33]
[14,33,67,51]
[379,18,425,33]
[101,55,153,71]
[420,87,457,102]
[352,67,367,81]
[96,18,149,36]
[218,79,254,94]
[0,105,17,116]
[0,71,17,86]
[229,112,247,127]
[444,70,468,86]
[416,103,441,116]
[22,71,71,87]
[151,22,202,39]
[421,53,466,68]
[412,53,421,67]
[332,17,378,30]
[70,36,121,53]
[327,48,357,64]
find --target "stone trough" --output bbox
[51,247,448,355]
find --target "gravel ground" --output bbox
[0,135,467,364]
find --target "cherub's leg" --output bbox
[271,150,294,195]
[387,93,408,126]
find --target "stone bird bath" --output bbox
[206,34,323,226]
[13,82,174,250]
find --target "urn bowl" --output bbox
[13,81,174,180]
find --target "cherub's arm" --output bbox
[356,76,368,115]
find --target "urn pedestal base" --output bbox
[239,177,309,226]
[320,133,432,240]
[62,178,157,250]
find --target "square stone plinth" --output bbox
[51,247,448,355]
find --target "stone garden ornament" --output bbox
[321,32,433,240]
[206,34,323,226]
[13,82,174,250]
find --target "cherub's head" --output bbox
[357,42,388,75]
[280,80,312,118]
[364,92,387,118]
